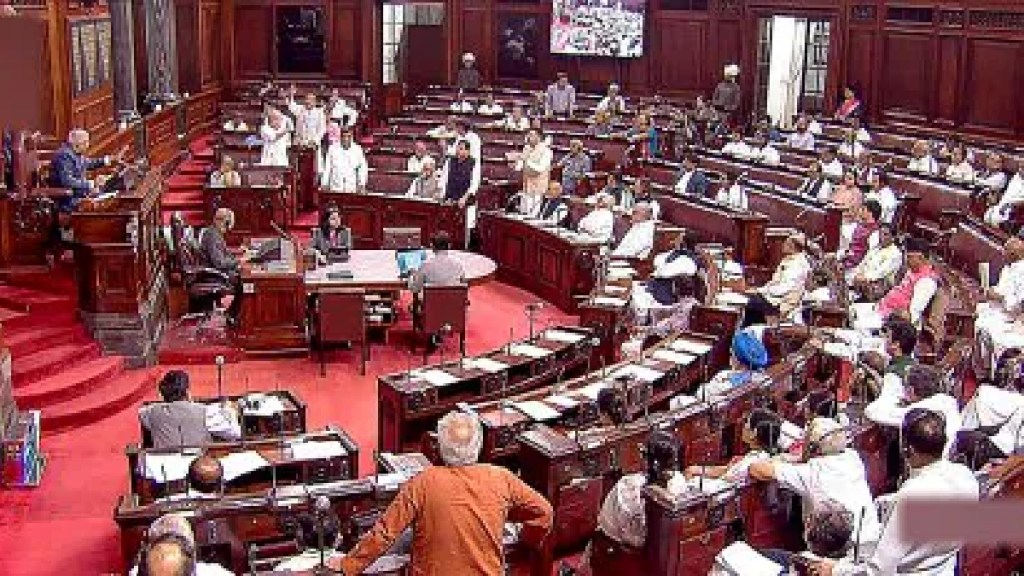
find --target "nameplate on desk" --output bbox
[671,339,713,355]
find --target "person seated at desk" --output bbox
[753,135,781,166]
[275,510,346,571]
[788,117,817,151]
[983,159,1024,226]
[208,156,241,188]
[477,92,503,116]
[673,153,711,197]
[597,171,628,207]
[974,237,1024,376]
[945,145,975,183]
[720,129,755,160]
[742,234,812,327]
[906,140,939,176]
[686,408,780,484]
[748,417,882,556]
[49,128,126,211]
[322,124,367,193]
[310,205,352,263]
[139,370,241,449]
[154,455,225,502]
[198,207,244,322]
[493,104,530,132]
[408,232,466,296]
[841,201,882,271]
[865,364,961,457]
[530,181,570,227]
[586,108,614,137]
[259,108,292,167]
[327,89,360,128]
[819,147,844,180]
[545,72,576,117]
[222,113,249,133]
[729,504,857,574]
[406,139,434,174]
[798,161,834,201]
[716,173,748,210]
[833,171,865,248]
[851,237,937,331]
[630,234,700,325]
[611,203,656,259]
[333,411,552,575]
[849,117,872,143]
[850,225,903,298]
[596,83,627,116]
[976,151,1009,194]
[622,113,658,157]
[557,139,592,196]
[577,192,615,243]
[406,157,444,201]
[864,170,897,225]
[835,85,863,122]
[449,91,475,113]
[130,513,233,576]
[961,349,1024,459]
[628,176,660,219]
[808,408,978,576]
[673,328,769,403]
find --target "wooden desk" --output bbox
[138,390,308,448]
[205,183,290,246]
[320,190,468,250]
[478,211,603,313]
[305,249,496,291]
[71,169,166,365]
[377,326,595,453]
[125,426,360,505]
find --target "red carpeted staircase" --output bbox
[161,136,218,226]
[0,280,156,434]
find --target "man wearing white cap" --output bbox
[457,52,482,91]
[712,64,742,118]
[578,192,616,242]
[596,83,627,116]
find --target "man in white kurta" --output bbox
[578,193,615,243]
[321,126,367,193]
[906,141,939,176]
[630,240,699,322]
[288,91,327,173]
[975,237,1024,375]
[984,165,1024,226]
[259,109,292,167]
[512,130,553,204]
[611,203,655,259]
[328,91,359,128]
[864,363,961,458]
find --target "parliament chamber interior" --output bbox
[4,0,1024,574]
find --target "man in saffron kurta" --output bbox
[852,238,938,331]
[335,412,553,576]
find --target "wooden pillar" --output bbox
[109,0,140,120]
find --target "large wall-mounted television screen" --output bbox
[551,0,646,58]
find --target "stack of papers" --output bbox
[542,329,586,344]
[508,344,553,358]
[591,296,628,307]
[713,541,783,576]
[651,349,697,365]
[219,451,269,482]
[464,357,509,373]
[672,339,713,355]
[611,364,664,383]
[607,268,636,280]
[416,369,459,387]
[513,400,561,421]
[290,440,347,461]
[141,452,197,482]
[240,393,286,417]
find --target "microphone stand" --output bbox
[215,354,225,399]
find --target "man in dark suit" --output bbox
[673,154,710,196]
[48,129,123,211]
[198,207,243,321]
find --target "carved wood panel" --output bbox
[963,38,1022,134]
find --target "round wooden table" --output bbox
[304,249,497,291]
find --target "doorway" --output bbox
[276,5,326,74]
[754,16,831,128]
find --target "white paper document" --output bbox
[290,440,347,461]
[466,357,509,373]
[603,285,627,294]
[508,344,553,358]
[141,452,197,482]
[513,400,561,421]
[542,329,586,344]
[611,364,664,383]
[219,451,269,482]
[545,395,580,409]
[716,291,750,306]
[417,369,459,387]
[713,541,783,576]
[577,381,609,400]
[671,339,713,355]
[651,349,697,365]
[240,393,286,417]
[607,268,636,280]
[591,296,628,307]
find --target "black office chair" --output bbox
[168,213,235,341]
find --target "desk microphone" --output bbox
[178,425,185,451]
[507,327,514,355]
[315,494,331,573]
[406,349,415,383]
[585,336,601,376]
[215,355,225,399]
[853,505,867,563]
[161,464,169,499]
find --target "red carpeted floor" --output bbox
[0,280,576,576]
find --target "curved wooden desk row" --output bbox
[317,189,468,250]
[114,451,428,575]
[376,325,596,453]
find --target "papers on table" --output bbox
[370,472,409,491]
[240,393,286,417]
[513,400,561,422]
[671,339,713,355]
[669,395,698,410]
[141,452,197,482]
[290,440,347,461]
[591,296,628,307]
[219,450,269,482]
[716,291,749,306]
[542,329,586,344]
[607,268,636,280]
[545,395,580,409]
[713,541,783,576]
[651,349,697,366]
[577,381,609,400]
[464,357,509,373]
[611,364,664,383]
[508,343,553,359]
[608,260,632,268]
[416,369,459,387]
[603,285,628,294]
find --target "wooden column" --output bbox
[109,0,140,120]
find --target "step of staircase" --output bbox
[162,195,206,211]
[12,342,102,388]
[5,325,90,359]
[162,209,206,226]
[14,356,125,409]
[41,368,158,434]
[0,285,72,313]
